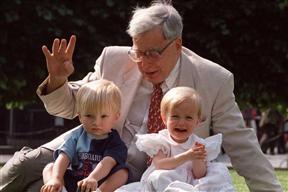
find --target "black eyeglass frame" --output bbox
[128,38,177,62]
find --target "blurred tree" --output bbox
[0,0,287,112]
[175,0,288,111]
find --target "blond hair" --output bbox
[76,79,121,115]
[161,87,202,118]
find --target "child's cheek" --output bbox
[168,120,178,127]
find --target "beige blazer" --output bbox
[37,46,282,191]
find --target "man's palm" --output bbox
[42,35,76,79]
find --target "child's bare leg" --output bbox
[42,162,54,184]
[99,169,128,192]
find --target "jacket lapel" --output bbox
[178,49,196,88]
[116,62,142,136]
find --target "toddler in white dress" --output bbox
[116,87,234,192]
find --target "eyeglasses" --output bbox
[128,38,176,62]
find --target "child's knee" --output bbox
[42,162,54,175]
[99,168,129,192]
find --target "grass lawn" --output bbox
[0,165,286,191]
[230,168,288,191]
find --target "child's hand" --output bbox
[194,142,206,150]
[194,142,207,160]
[186,142,207,160]
[77,176,98,192]
[40,178,63,192]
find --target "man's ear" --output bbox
[175,38,182,53]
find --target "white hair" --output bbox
[127,1,183,40]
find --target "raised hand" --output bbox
[42,35,76,92]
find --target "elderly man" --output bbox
[0,1,282,192]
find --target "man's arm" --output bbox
[212,74,282,191]
[36,72,100,119]
[38,35,78,119]
[37,36,103,119]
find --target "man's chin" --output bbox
[144,76,164,85]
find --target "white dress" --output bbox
[116,130,235,192]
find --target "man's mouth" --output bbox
[145,70,158,76]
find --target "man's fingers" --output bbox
[59,39,67,55]
[66,35,76,58]
[85,186,91,192]
[52,38,60,55]
[42,45,51,59]
[76,186,81,192]
[40,185,44,192]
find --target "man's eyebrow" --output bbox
[132,46,161,52]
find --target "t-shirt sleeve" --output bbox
[104,130,127,165]
[53,128,81,163]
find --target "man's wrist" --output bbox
[46,75,67,94]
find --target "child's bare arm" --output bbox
[191,142,207,179]
[153,142,207,174]
[52,153,70,179]
[77,156,116,191]
[153,148,200,170]
[41,153,70,192]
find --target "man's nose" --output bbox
[139,57,154,68]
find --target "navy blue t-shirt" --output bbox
[54,125,128,178]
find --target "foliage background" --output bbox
[1,0,288,112]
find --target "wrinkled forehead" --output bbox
[132,26,166,49]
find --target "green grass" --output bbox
[229,169,288,191]
[0,165,286,191]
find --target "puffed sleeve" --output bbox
[203,133,222,161]
[135,133,170,157]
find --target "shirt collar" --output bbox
[161,58,180,93]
